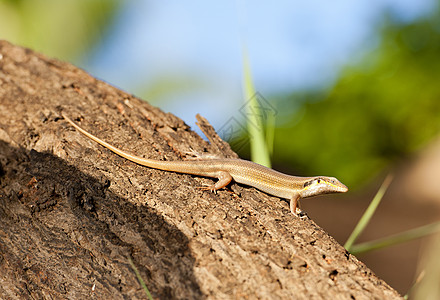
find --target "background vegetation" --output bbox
[1,1,439,296]
[273,11,440,188]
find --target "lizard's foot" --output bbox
[298,210,308,219]
[196,184,218,193]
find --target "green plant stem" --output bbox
[128,257,154,300]
[242,49,271,168]
[344,174,393,251]
[350,221,440,255]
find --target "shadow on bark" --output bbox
[0,141,202,299]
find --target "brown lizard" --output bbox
[62,113,348,215]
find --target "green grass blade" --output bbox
[242,49,271,167]
[344,174,393,251]
[404,270,426,299]
[265,110,276,157]
[350,221,440,255]
[410,233,440,300]
[128,257,154,300]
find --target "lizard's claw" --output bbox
[196,185,218,193]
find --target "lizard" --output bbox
[61,113,348,216]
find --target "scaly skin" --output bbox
[62,113,348,215]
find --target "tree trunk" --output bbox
[0,40,402,299]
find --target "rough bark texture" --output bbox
[0,40,402,299]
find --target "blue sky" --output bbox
[85,0,435,129]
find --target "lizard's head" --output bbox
[299,176,348,198]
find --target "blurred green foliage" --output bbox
[2,0,439,190]
[273,10,440,187]
[0,0,121,61]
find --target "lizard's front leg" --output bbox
[290,194,301,216]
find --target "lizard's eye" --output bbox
[317,179,321,184]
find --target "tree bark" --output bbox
[0,40,402,299]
